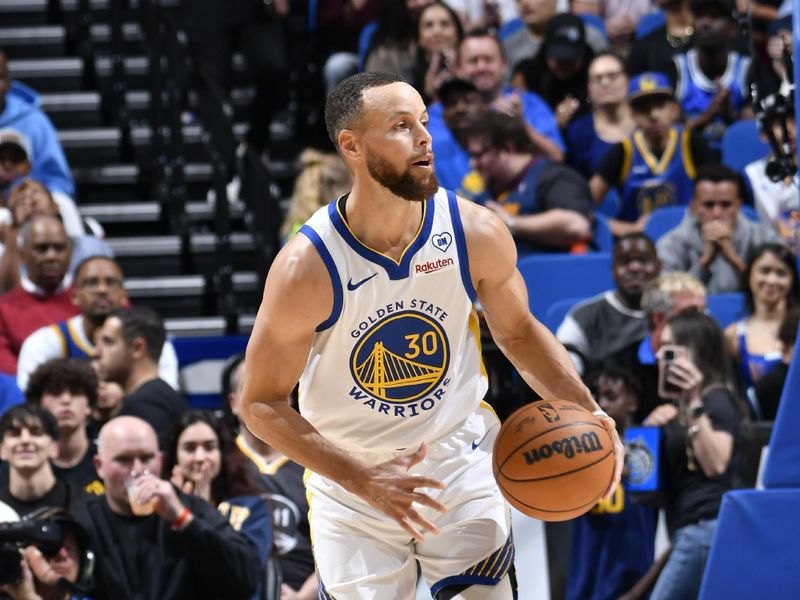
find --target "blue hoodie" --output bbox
[0,81,74,197]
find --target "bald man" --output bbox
[0,215,80,374]
[73,416,260,600]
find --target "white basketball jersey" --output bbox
[297,188,487,453]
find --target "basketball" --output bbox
[492,399,615,521]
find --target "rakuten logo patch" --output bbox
[415,257,455,274]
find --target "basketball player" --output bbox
[240,72,624,600]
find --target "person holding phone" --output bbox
[650,310,743,600]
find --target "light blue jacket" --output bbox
[0,81,74,197]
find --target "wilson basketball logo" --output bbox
[350,310,449,403]
[523,431,604,464]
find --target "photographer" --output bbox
[649,310,744,600]
[0,507,92,600]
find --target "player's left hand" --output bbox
[351,443,447,541]
[595,413,625,501]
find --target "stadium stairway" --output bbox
[0,0,307,336]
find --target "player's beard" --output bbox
[366,147,439,202]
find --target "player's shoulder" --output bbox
[456,196,513,252]
[455,195,518,283]
[262,233,334,321]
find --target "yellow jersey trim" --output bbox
[335,198,427,266]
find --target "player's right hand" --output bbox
[352,443,447,541]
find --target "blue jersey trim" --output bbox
[448,190,477,302]
[298,224,343,332]
[328,197,435,280]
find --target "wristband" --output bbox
[171,507,191,531]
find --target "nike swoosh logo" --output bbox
[472,432,489,451]
[347,273,378,291]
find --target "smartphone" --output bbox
[658,344,687,400]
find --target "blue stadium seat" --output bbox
[706,292,745,328]
[543,296,586,333]
[762,329,800,488]
[498,18,525,42]
[517,253,613,319]
[597,188,621,218]
[593,213,614,252]
[579,13,608,42]
[721,119,770,173]
[172,335,250,409]
[358,21,378,70]
[643,206,688,242]
[698,489,800,599]
[635,10,665,39]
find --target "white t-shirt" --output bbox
[17,314,180,391]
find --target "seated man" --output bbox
[604,272,707,422]
[431,78,488,193]
[26,358,104,495]
[0,215,80,374]
[94,307,187,446]
[427,29,566,164]
[0,404,87,517]
[743,91,798,250]
[589,72,715,236]
[657,164,783,293]
[460,111,594,255]
[0,178,113,294]
[75,415,261,600]
[557,233,662,374]
[17,255,179,391]
[0,507,94,600]
[0,49,80,234]
[672,0,751,151]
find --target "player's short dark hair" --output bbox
[26,358,99,407]
[0,403,58,441]
[110,306,166,363]
[459,111,537,154]
[693,163,745,199]
[325,71,407,149]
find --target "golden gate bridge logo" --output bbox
[350,311,449,403]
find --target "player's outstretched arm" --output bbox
[460,198,623,498]
[240,235,445,539]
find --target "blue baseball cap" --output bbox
[628,72,674,105]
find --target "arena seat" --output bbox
[517,253,613,319]
[635,10,665,39]
[706,292,746,329]
[542,296,586,333]
[172,335,250,409]
[643,206,689,242]
[721,119,770,173]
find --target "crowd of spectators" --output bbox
[0,0,797,598]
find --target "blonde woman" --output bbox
[280,149,350,243]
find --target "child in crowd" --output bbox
[590,72,715,237]
[567,367,660,600]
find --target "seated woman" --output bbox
[650,310,744,600]
[566,51,634,179]
[163,410,274,600]
[513,13,594,129]
[724,243,800,400]
[412,1,463,104]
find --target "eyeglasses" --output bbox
[589,71,623,85]
[78,276,123,290]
